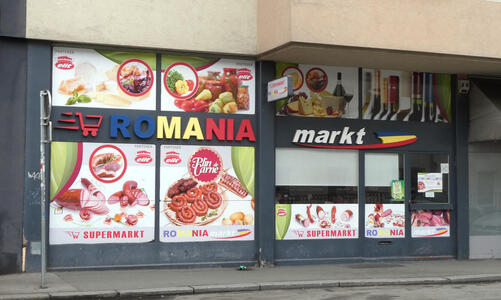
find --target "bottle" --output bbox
[408,72,423,122]
[376,78,388,120]
[333,72,346,96]
[387,76,399,120]
[397,72,412,121]
[362,72,372,119]
[424,73,435,122]
[370,70,381,119]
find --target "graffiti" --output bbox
[27,171,41,181]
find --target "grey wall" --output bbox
[0,0,26,38]
[0,37,27,274]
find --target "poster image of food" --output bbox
[275,62,358,119]
[49,142,155,244]
[52,47,156,110]
[411,210,450,238]
[275,204,358,240]
[159,145,255,242]
[361,69,452,122]
[365,204,405,238]
[417,173,443,193]
[161,55,255,114]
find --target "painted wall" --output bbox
[26,0,257,55]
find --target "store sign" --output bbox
[268,76,293,102]
[55,112,256,142]
[292,128,417,149]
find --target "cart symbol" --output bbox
[55,112,103,137]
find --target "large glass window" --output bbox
[365,153,404,204]
[410,153,449,204]
[275,148,358,204]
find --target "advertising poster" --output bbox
[52,47,156,110]
[159,145,255,242]
[417,173,443,193]
[275,204,358,240]
[161,55,255,114]
[362,69,451,122]
[411,210,450,238]
[275,62,359,119]
[365,204,405,238]
[49,142,156,244]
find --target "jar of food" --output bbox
[222,68,238,98]
[237,86,249,110]
[205,81,225,101]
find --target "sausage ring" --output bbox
[176,206,196,223]
[186,187,202,203]
[203,191,222,209]
[191,199,209,216]
[168,194,188,212]
[200,183,218,194]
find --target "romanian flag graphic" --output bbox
[214,229,252,240]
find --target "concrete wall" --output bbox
[26,0,257,55]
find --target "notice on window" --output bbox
[417,173,443,193]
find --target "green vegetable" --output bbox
[77,94,91,103]
[66,92,91,105]
[218,92,234,104]
[167,70,184,92]
[209,102,223,113]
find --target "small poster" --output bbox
[49,142,155,244]
[391,180,405,201]
[365,204,405,238]
[159,145,255,242]
[52,47,156,110]
[411,210,450,238]
[275,204,358,240]
[417,173,443,193]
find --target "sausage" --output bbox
[191,199,208,217]
[123,180,138,201]
[186,187,202,203]
[203,191,222,209]
[55,189,85,210]
[306,204,315,224]
[108,191,123,205]
[331,206,336,223]
[176,206,196,223]
[168,194,188,212]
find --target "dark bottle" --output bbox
[387,76,399,120]
[408,72,423,122]
[333,72,346,96]
[370,70,381,119]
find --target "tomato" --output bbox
[180,101,194,112]
[174,99,184,108]
[186,80,194,91]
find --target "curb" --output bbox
[2,274,501,299]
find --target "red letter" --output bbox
[226,119,234,141]
[205,118,226,140]
[235,119,255,141]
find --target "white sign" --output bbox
[268,76,292,102]
[417,173,443,193]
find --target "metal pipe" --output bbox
[39,90,52,289]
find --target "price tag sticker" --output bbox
[425,192,435,198]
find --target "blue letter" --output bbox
[133,116,155,139]
[110,115,131,138]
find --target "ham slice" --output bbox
[54,179,109,215]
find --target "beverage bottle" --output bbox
[387,76,399,120]
[362,71,372,119]
[370,70,381,119]
[408,72,424,122]
[376,78,389,120]
[333,72,346,96]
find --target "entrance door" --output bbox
[363,152,455,258]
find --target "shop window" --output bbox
[275,148,358,204]
[365,153,404,204]
[410,153,449,204]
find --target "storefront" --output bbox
[7,41,468,271]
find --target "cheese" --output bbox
[298,96,312,115]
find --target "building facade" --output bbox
[1,0,501,274]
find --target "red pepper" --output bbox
[174,99,184,108]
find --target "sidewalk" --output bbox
[2,259,501,299]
